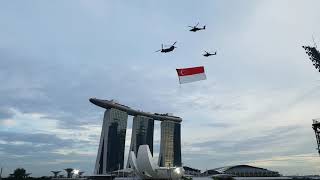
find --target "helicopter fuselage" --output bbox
[161,46,175,53]
[190,28,201,32]
[190,27,205,32]
[203,52,216,57]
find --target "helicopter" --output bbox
[203,51,217,57]
[189,23,206,32]
[155,42,177,53]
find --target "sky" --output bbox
[1,0,320,177]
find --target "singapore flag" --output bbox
[176,66,207,84]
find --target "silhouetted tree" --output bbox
[64,168,73,178]
[9,168,31,180]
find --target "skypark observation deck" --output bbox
[89,98,182,122]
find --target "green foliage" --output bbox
[8,168,31,180]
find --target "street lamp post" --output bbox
[0,168,3,180]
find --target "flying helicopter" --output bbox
[203,51,217,57]
[155,42,177,53]
[189,23,206,32]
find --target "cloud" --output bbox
[0,107,14,120]
[0,131,95,157]
[1,0,320,176]
[181,125,315,172]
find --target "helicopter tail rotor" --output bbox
[203,25,206,29]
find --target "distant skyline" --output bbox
[1,0,320,177]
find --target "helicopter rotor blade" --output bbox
[196,22,199,27]
[155,49,161,52]
[188,26,194,28]
[162,44,163,49]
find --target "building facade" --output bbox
[127,115,154,168]
[183,166,201,176]
[90,98,183,175]
[94,108,128,174]
[158,120,181,167]
[214,165,280,177]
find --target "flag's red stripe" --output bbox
[176,66,205,76]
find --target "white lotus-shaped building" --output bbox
[128,145,184,179]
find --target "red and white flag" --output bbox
[176,66,206,84]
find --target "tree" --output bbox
[9,168,31,180]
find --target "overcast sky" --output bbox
[1,0,320,177]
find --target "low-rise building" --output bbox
[183,166,201,176]
[214,165,280,177]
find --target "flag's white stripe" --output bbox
[178,73,206,84]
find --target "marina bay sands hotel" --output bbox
[89,98,182,174]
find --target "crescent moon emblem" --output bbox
[180,70,185,75]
